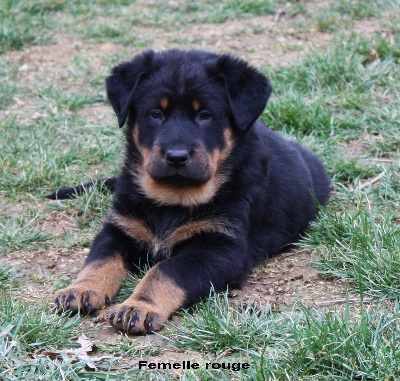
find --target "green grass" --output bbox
[78,22,138,46]
[302,187,400,299]
[113,272,142,304]
[0,57,18,109]
[50,87,103,113]
[0,265,19,289]
[1,0,400,379]
[0,0,290,53]
[162,290,285,354]
[161,290,400,380]
[0,0,63,53]
[262,33,400,150]
[265,300,400,379]
[0,113,122,194]
[314,0,400,32]
[0,298,81,350]
[329,157,383,184]
[0,272,126,379]
[0,293,89,379]
[0,214,54,253]
[333,0,399,20]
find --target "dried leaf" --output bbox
[362,49,379,66]
[42,334,115,371]
[76,334,92,353]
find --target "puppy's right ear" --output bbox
[106,50,155,128]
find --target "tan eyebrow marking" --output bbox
[160,97,169,110]
[193,99,201,112]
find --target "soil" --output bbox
[2,0,390,372]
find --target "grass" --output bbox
[0,112,122,194]
[0,57,18,109]
[302,189,400,299]
[0,214,54,253]
[0,273,125,379]
[333,0,399,20]
[262,34,400,145]
[0,0,63,53]
[268,300,400,379]
[0,292,89,379]
[314,0,400,32]
[162,290,285,354]
[0,0,291,53]
[0,0,399,379]
[161,291,400,380]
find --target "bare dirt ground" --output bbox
[2,0,390,371]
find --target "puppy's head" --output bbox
[106,50,272,207]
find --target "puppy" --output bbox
[52,49,330,334]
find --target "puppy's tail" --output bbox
[46,177,118,200]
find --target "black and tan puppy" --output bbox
[52,49,330,334]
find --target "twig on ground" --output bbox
[358,171,386,190]
[314,298,373,307]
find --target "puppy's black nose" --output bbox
[165,149,189,165]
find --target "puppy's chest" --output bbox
[108,208,234,260]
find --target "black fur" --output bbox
[51,49,330,332]
[46,177,117,199]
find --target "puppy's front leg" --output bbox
[109,234,249,334]
[108,265,185,334]
[54,224,130,314]
[54,256,127,314]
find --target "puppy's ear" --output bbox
[106,50,155,127]
[208,55,272,132]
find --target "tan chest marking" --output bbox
[108,210,235,259]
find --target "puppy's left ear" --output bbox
[208,55,272,132]
[106,50,155,127]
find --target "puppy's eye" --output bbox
[198,110,212,121]
[149,110,163,120]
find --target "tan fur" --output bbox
[134,128,235,207]
[193,99,201,112]
[210,128,235,169]
[108,210,235,258]
[55,256,127,312]
[108,210,155,250]
[164,218,235,251]
[160,97,169,110]
[137,171,226,207]
[132,121,235,207]
[109,265,186,333]
[132,124,151,161]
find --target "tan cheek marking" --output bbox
[224,128,235,150]
[220,128,235,163]
[133,124,152,164]
[160,97,169,110]
[209,128,235,171]
[193,99,201,112]
[132,124,140,145]
[137,170,227,207]
[133,127,235,207]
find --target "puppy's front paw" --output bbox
[54,285,111,314]
[108,301,166,334]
